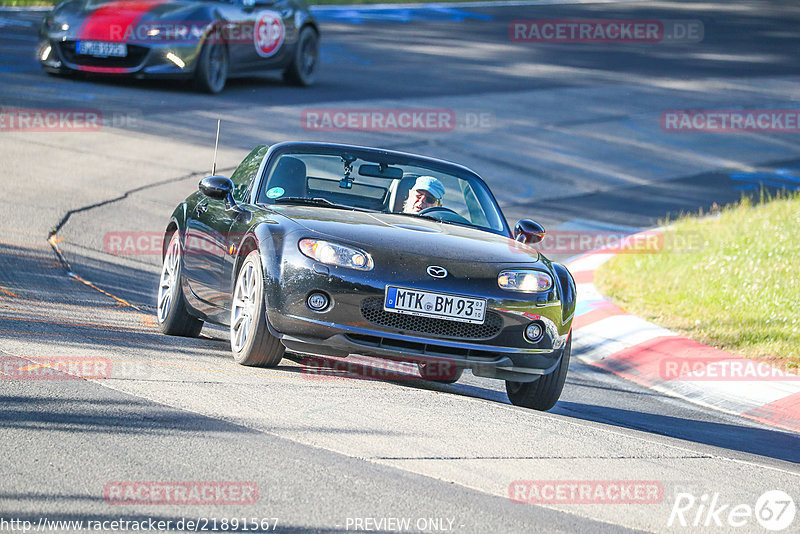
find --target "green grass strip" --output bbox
[595,191,800,372]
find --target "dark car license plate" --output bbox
[76,41,127,57]
[384,286,486,324]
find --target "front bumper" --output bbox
[270,316,569,383]
[40,39,199,77]
[263,245,573,383]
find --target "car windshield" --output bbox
[256,148,507,234]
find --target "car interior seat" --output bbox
[390,174,421,212]
[264,156,307,200]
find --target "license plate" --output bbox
[384,286,486,324]
[76,41,127,57]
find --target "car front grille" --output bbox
[59,41,149,69]
[344,334,500,361]
[360,297,503,340]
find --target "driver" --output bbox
[402,176,445,214]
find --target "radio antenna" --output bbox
[211,119,221,175]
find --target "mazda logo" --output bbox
[427,266,448,278]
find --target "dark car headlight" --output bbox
[298,239,373,271]
[498,270,552,292]
[44,15,69,31]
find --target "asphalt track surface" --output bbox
[1,1,800,532]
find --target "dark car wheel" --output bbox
[157,232,204,337]
[230,251,285,367]
[505,334,571,411]
[283,26,318,86]
[417,361,464,384]
[194,41,228,94]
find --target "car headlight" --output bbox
[498,270,552,292]
[44,15,68,31]
[299,239,373,271]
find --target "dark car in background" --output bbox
[38,0,319,92]
[157,142,576,410]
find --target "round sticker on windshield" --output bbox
[266,187,284,199]
[254,11,285,58]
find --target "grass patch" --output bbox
[0,0,55,6]
[595,192,800,372]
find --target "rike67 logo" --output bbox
[669,490,796,531]
[254,11,284,58]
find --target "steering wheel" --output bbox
[418,206,471,224]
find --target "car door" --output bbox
[217,145,269,314]
[212,0,258,72]
[239,0,294,70]
[182,194,233,320]
[183,145,268,323]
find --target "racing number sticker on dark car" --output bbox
[254,11,285,58]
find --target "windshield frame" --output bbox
[252,142,512,238]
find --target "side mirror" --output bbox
[199,176,234,200]
[514,219,546,244]
[199,176,242,212]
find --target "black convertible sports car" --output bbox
[158,142,576,410]
[38,0,319,92]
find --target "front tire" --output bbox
[194,41,228,94]
[505,334,571,411]
[230,251,284,367]
[283,26,318,86]
[157,232,204,337]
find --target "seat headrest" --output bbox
[266,156,307,199]
[391,174,420,212]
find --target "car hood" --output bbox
[51,0,208,43]
[270,206,541,265]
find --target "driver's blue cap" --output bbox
[411,176,445,200]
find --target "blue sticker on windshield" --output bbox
[266,186,285,199]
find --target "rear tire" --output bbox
[230,251,284,367]
[194,41,228,94]
[157,232,204,337]
[505,334,571,411]
[283,26,318,86]
[417,361,463,384]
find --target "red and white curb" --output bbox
[566,232,800,434]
